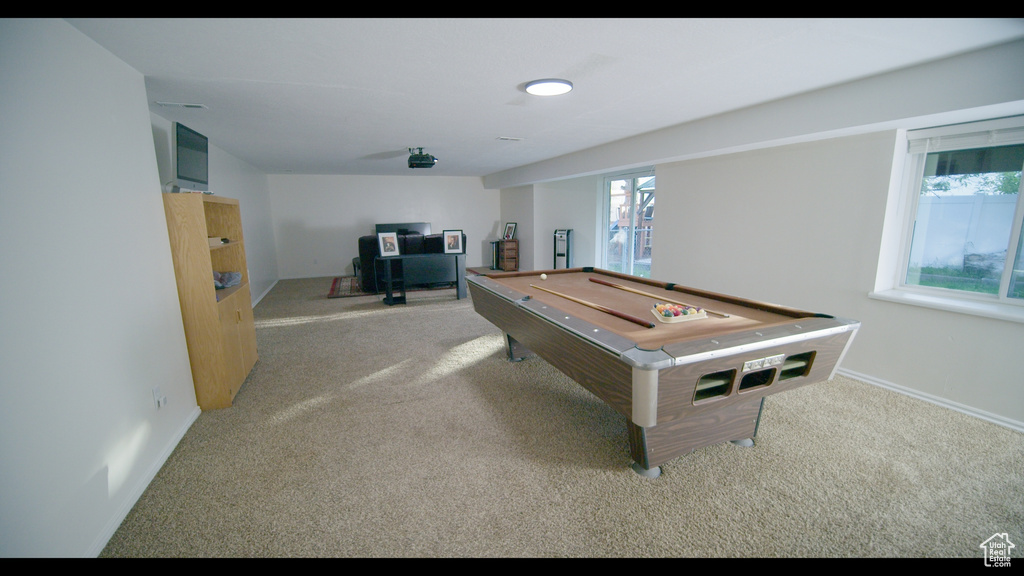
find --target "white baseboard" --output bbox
[87,406,202,557]
[251,279,278,307]
[837,368,1024,434]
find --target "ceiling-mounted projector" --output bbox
[408,147,438,168]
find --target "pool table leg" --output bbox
[631,461,661,478]
[627,424,660,477]
[729,398,765,447]
[627,396,766,477]
[504,335,534,362]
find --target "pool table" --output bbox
[466,267,860,477]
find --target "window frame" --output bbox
[600,168,655,277]
[871,115,1024,323]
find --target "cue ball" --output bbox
[540,274,547,280]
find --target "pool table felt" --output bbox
[484,270,808,352]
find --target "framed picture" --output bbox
[443,229,464,254]
[503,222,517,240]
[378,232,400,257]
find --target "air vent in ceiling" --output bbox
[156,101,208,109]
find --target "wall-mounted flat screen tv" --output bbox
[172,122,209,191]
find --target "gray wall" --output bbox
[267,174,498,278]
[509,131,1024,428]
[1,19,199,557]
[654,131,1023,423]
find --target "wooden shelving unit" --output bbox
[497,239,519,271]
[163,193,258,409]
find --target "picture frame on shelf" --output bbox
[503,222,517,240]
[378,232,400,257]
[443,229,464,254]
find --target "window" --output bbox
[878,116,1024,318]
[602,170,655,277]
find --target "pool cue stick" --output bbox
[588,277,731,318]
[529,284,656,329]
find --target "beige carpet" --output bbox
[100,277,1024,558]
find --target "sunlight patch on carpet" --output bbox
[410,334,505,386]
[344,359,419,390]
[270,395,335,425]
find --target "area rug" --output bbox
[327,276,458,299]
[327,276,365,298]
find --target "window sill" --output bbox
[868,289,1024,324]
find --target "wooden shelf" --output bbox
[210,240,240,250]
[497,239,518,271]
[215,283,245,302]
[163,193,258,409]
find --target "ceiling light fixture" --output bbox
[525,79,573,96]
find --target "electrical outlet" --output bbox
[153,386,167,409]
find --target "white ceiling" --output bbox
[67,18,1024,179]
